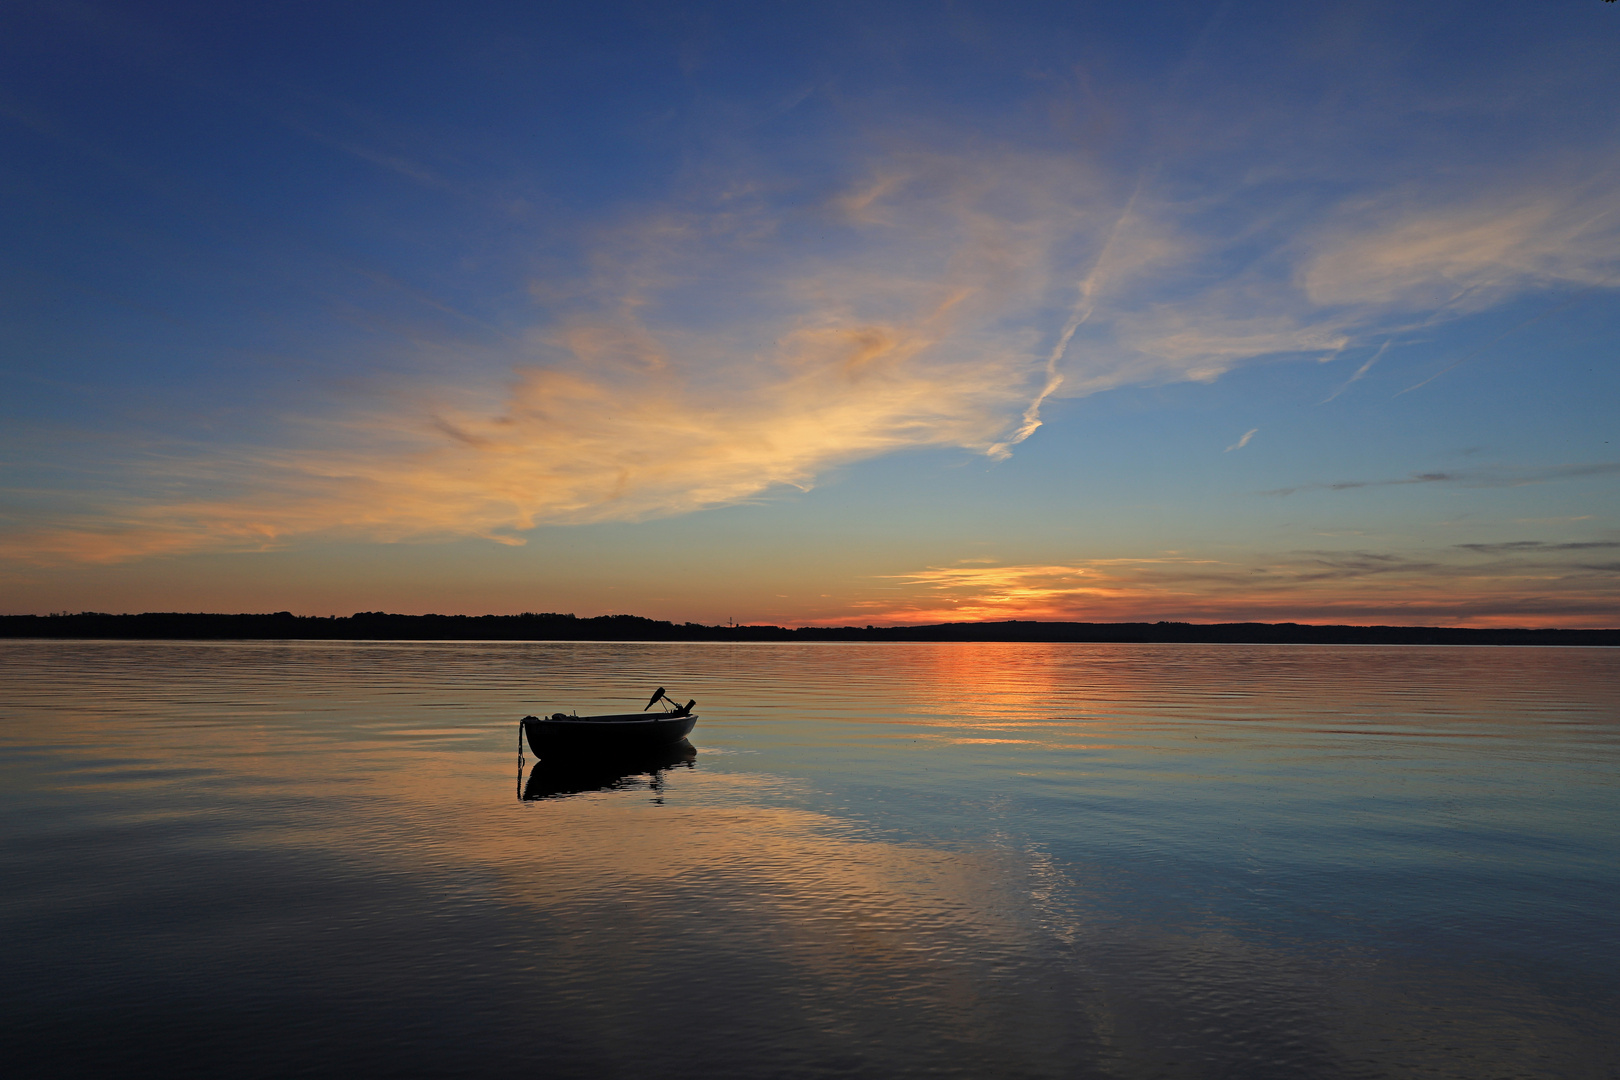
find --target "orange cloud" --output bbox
[6,145,1618,569]
[0,148,1117,565]
[0,297,1036,566]
[787,547,1620,629]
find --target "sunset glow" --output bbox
[2,2,1616,626]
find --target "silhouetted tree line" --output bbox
[1,611,1614,645]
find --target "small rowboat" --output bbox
[521,686,697,757]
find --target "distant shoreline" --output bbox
[2,612,1615,646]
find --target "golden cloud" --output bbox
[0,149,1123,565]
[6,145,1618,568]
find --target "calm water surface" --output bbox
[2,641,1617,1079]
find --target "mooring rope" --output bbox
[516,718,526,801]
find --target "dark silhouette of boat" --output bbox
[522,738,696,800]
[521,686,697,757]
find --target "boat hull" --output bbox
[522,712,698,757]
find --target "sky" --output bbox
[2,0,1618,627]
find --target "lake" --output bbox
[2,640,1616,1079]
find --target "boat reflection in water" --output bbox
[521,738,697,802]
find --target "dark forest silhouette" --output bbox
[2,611,1614,645]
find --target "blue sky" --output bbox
[3,0,1617,625]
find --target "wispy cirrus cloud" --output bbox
[0,313,1034,564]
[1086,175,1620,404]
[0,149,1116,564]
[1299,180,1620,312]
[5,123,1619,567]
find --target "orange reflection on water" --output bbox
[5,639,1616,1080]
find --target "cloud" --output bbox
[1225,428,1258,452]
[985,167,1620,414]
[1299,181,1620,311]
[1455,540,1620,555]
[0,312,1033,564]
[1320,340,1390,403]
[1260,462,1620,497]
[814,541,1620,628]
[7,121,1620,566]
[858,559,1219,624]
[1096,306,1350,389]
[986,179,1152,458]
[0,150,1115,564]
[1057,168,1620,406]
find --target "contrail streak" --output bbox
[986,3,1230,461]
[1320,340,1390,403]
[1319,283,1486,404]
[987,180,1144,459]
[1395,282,1606,397]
